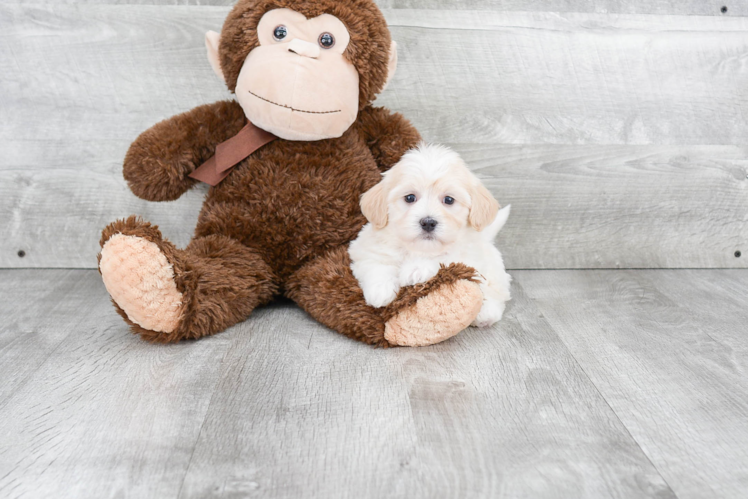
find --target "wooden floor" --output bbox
[0,269,746,498]
[2,0,745,497]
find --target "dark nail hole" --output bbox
[721,5,728,13]
[17,250,26,258]
[736,250,742,258]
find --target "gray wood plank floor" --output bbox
[1,269,746,498]
[520,269,748,498]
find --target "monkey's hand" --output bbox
[356,105,422,173]
[123,100,246,201]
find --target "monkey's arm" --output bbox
[357,105,422,172]
[123,100,246,201]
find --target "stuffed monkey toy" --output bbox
[98,0,487,347]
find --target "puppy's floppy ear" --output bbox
[469,181,500,231]
[360,179,390,229]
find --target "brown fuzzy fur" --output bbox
[100,0,481,345]
[123,101,246,202]
[285,246,390,346]
[356,106,422,172]
[100,216,277,343]
[286,251,480,348]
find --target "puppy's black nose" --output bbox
[420,217,438,232]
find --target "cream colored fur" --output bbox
[351,143,512,328]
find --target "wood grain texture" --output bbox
[390,281,673,498]
[178,282,673,498]
[2,145,746,269]
[518,269,748,498]
[380,0,746,16]
[0,269,677,498]
[3,6,747,147]
[14,0,747,17]
[381,10,748,145]
[2,4,747,269]
[463,144,748,269]
[0,167,207,268]
[653,269,748,357]
[0,270,99,406]
[0,270,235,497]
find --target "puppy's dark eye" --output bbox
[273,25,288,41]
[444,196,455,205]
[404,194,416,203]
[318,32,335,48]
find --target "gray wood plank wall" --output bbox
[1,3,746,269]
[15,0,748,17]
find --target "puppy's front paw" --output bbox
[363,282,400,308]
[471,301,506,328]
[399,260,440,287]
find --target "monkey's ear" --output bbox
[360,179,390,229]
[469,181,500,231]
[381,40,398,93]
[205,31,225,82]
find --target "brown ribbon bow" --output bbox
[189,121,277,186]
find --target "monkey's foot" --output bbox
[382,264,483,347]
[99,217,184,338]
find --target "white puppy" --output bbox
[349,143,511,328]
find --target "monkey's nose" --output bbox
[288,38,320,59]
[420,217,438,233]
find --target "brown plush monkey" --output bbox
[97,0,484,347]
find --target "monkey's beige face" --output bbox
[235,9,360,141]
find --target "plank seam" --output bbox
[175,344,234,499]
[520,280,680,498]
[0,272,96,411]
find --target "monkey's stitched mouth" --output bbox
[248,90,341,114]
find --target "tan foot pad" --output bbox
[384,280,483,347]
[99,234,183,333]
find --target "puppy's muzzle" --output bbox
[420,217,438,233]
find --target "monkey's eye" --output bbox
[443,196,455,205]
[404,194,416,203]
[318,32,335,48]
[273,25,288,41]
